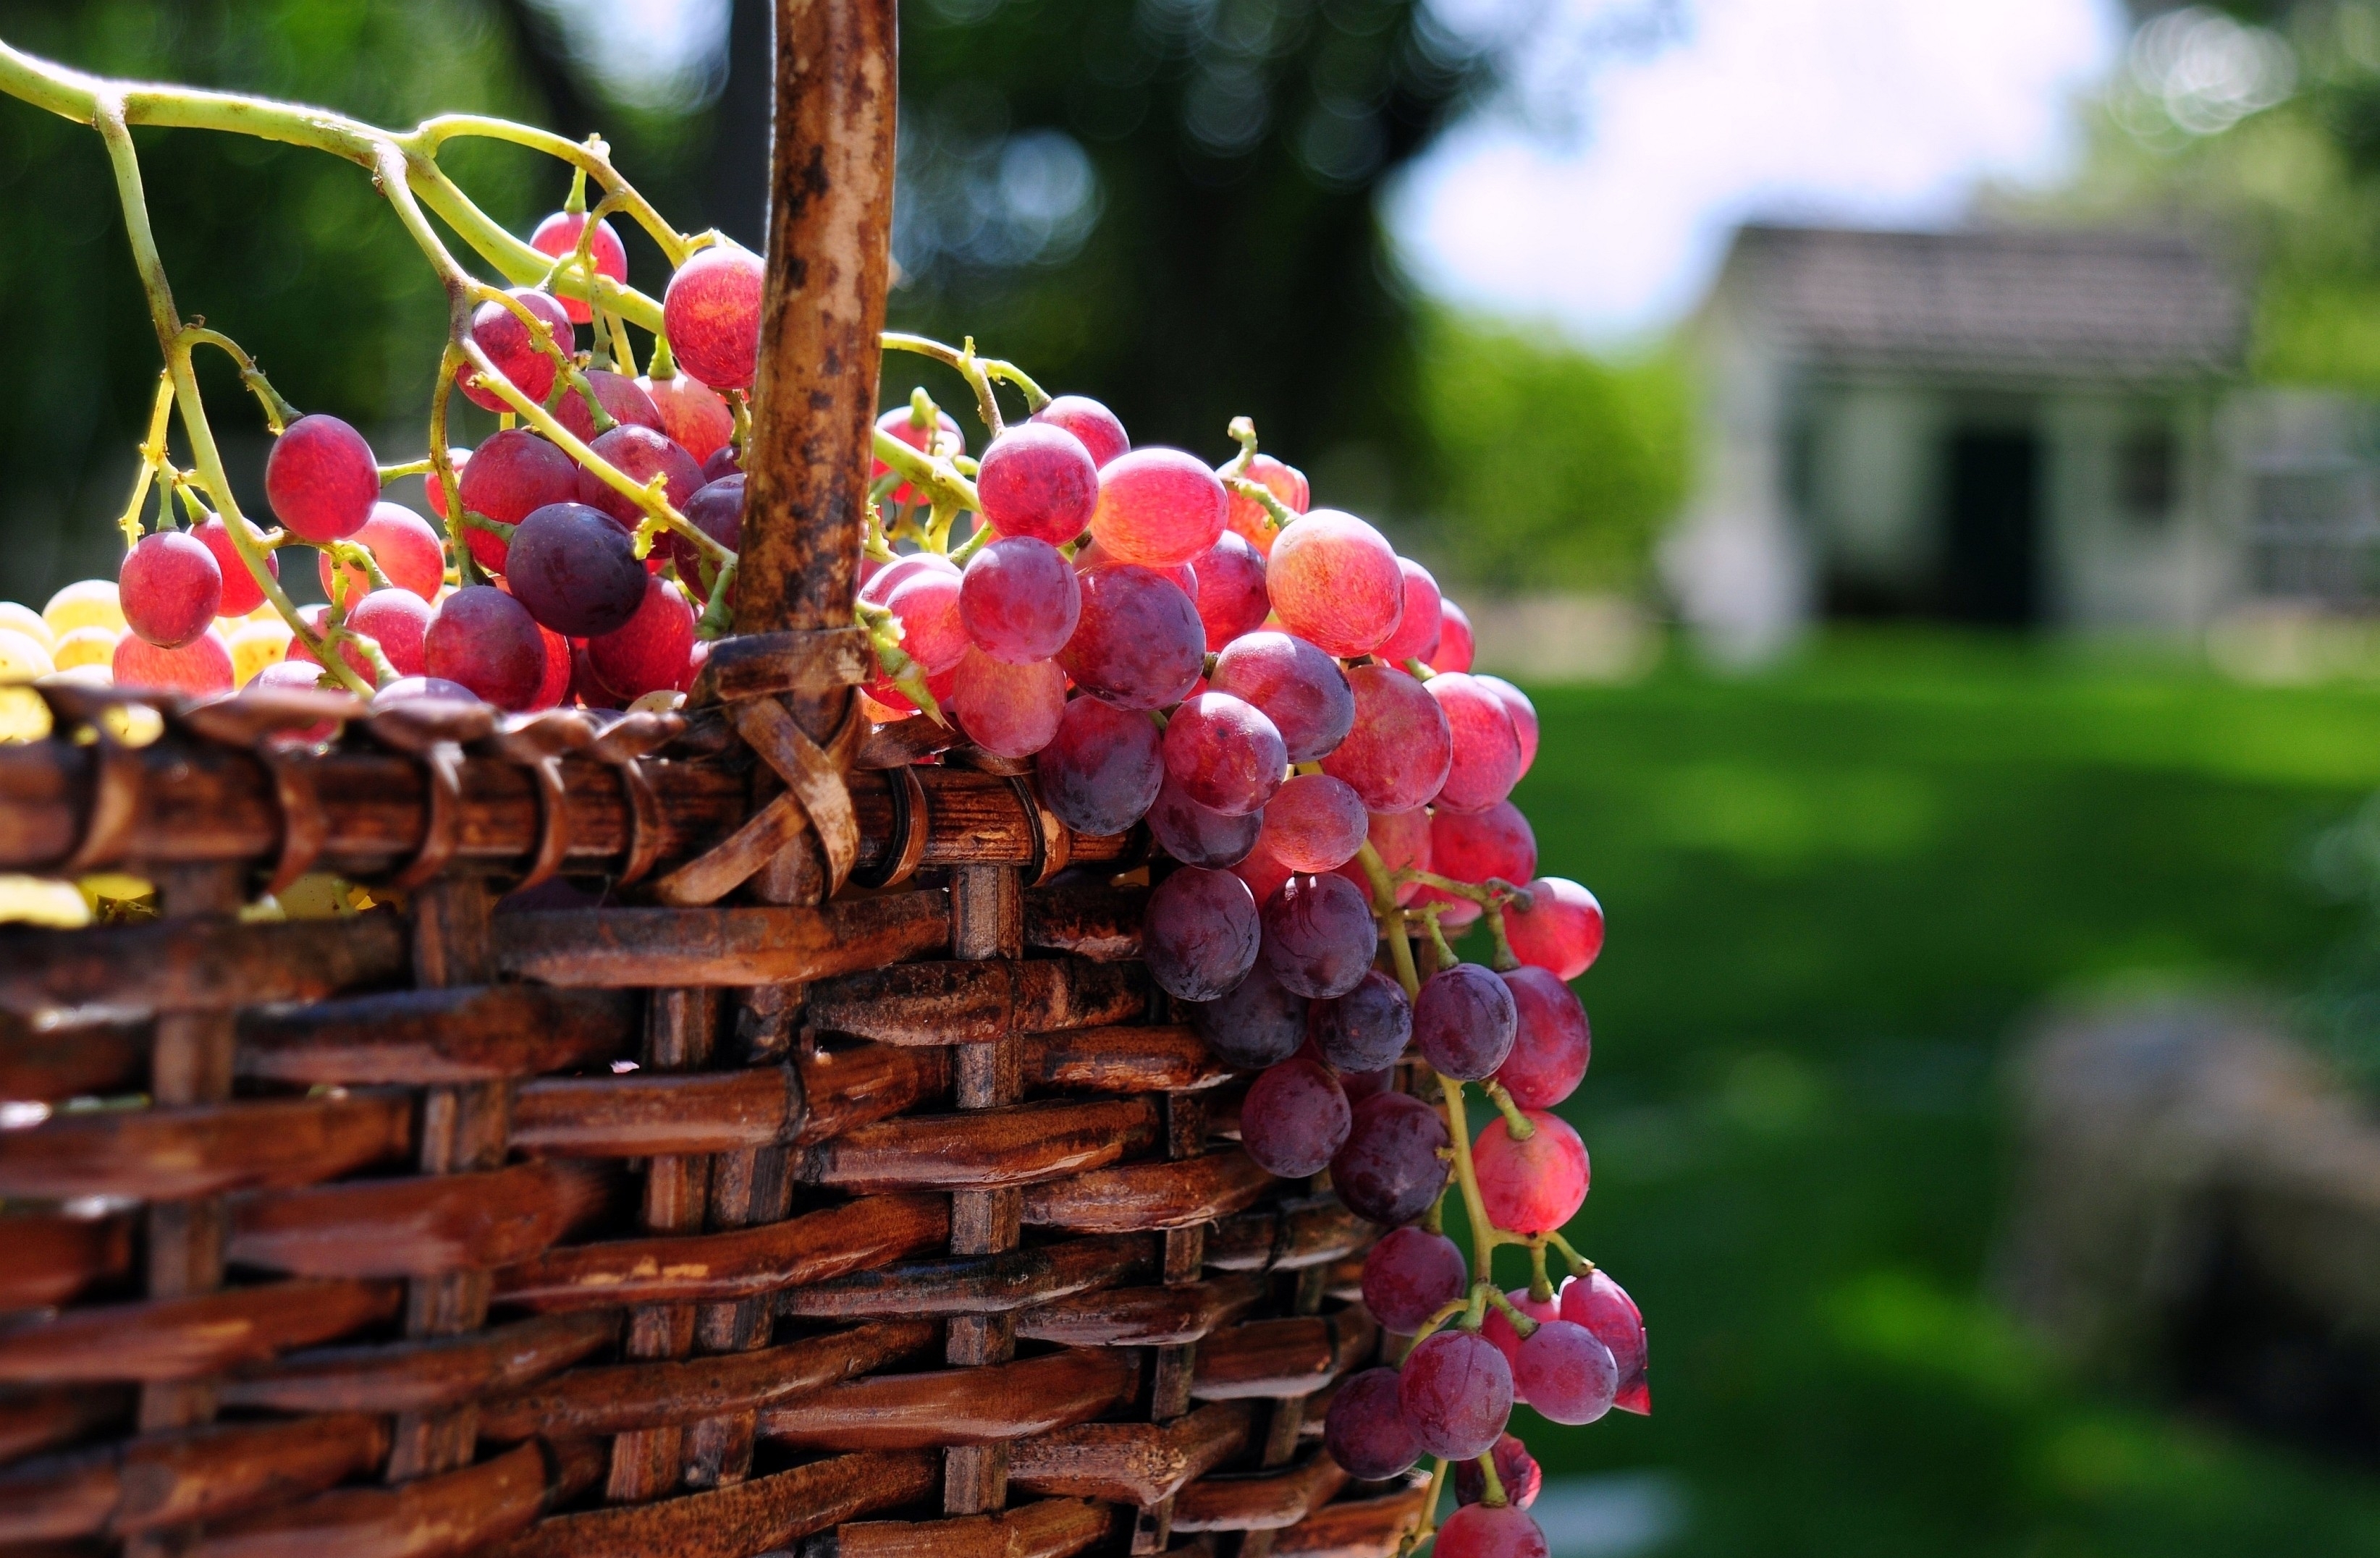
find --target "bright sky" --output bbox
[1391,0,2132,343]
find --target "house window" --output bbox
[2119,422,2178,523]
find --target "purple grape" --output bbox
[1361,1226,1467,1333]
[1414,963,1518,1082]
[1209,630,1354,763]
[1397,1329,1512,1460]
[505,501,649,637]
[671,474,744,602]
[1240,1056,1350,1177]
[1190,960,1309,1070]
[1330,1090,1451,1226]
[1514,1318,1618,1425]
[1260,872,1377,999]
[1143,865,1261,1001]
[1162,692,1287,816]
[1055,563,1204,711]
[961,535,1081,663]
[1036,697,1164,837]
[575,424,704,530]
[1313,970,1411,1074]
[1148,774,1262,868]
[1323,1367,1422,1480]
[1559,1269,1649,1415]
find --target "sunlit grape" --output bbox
[664,243,765,390]
[1506,877,1604,981]
[1494,967,1589,1110]
[265,414,378,544]
[978,422,1099,545]
[1473,1110,1588,1235]
[1208,631,1353,763]
[1089,447,1229,567]
[119,530,221,648]
[1031,394,1130,469]
[1318,664,1450,814]
[530,209,628,323]
[1265,509,1401,656]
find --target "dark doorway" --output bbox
[1943,428,2042,625]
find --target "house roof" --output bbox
[1711,224,2247,384]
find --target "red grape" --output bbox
[977,422,1098,544]
[1208,631,1354,763]
[1398,1329,1512,1460]
[872,405,963,505]
[1191,531,1267,650]
[424,447,468,523]
[456,431,578,572]
[1055,564,1204,711]
[1330,805,1430,907]
[950,649,1067,758]
[860,550,960,608]
[373,675,478,709]
[575,424,704,531]
[1434,1503,1549,1558]
[1074,537,1196,601]
[461,289,573,413]
[1373,556,1443,668]
[1144,864,1262,1002]
[1418,803,1537,928]
[1240,1055,1350,1176]
[1430,672,1523,814]
[1516,1318,1617,1425]
[1037,696,1164,837]
[246,657,336,706]
[1319,665,1451,814]
[1453,1435,1541,1510]
[265,414,378,543]
[113,627,232,696]
[641,372,735,465]
[1436,600,1476,672]
[960,536,1080,662]
[506,502,649,637]
[1414,962,1517,1080]
[1323,1367,1422,1480]
[1506,877,1603,980]
[530,209,629,324]
[1162,692,1286,816]
[1031,394,1129,469]
[1481,1287,1558,1381]
[1261,871,1377,999]
[1256,773,1367,873]
[1361,1226,1467,1333]
[1559,1269,1649,1415]
[1331,1089,1451,1225]
[1222,452,1308,557]
[1265,509,1402,656]
[1089,447,1228,567]
[318,503,445,604]
[885,567,969,674]
[1190,957,1308,1069]
[1495,968,1589,1109]
[663,243,764,390]
[120,530,221,648]
[588,575,697,699]
[571,642,623,709]
[1314,969,1411,1074]
[1473,1110,1587,1235]
[1149,775,1262,868]
[671,475,743,601]
[529,624,572,712]
[1476,674,1537,776]
[423,585,544,709]
[193,517,275,618]
[1232,833,1296,909]
[345,588,431,679]
[555,370,664,446]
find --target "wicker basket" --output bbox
[0,3,1422,1554]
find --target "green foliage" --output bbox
[1406,310,1688,592]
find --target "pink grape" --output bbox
[1256,774,1367,873]
[1260,871,1377,999]
[1222,452,1308,557]
[1437,601,1476,672]
[588,576,697,699]
[1495,968,1590,1109]
[950,649,1067,758]
[1398,1329,1512,1460]
[663,244,764,390]
[860,550,960,608]
[1453,1436,1541,1510]
[977,422,1098,544]
[423,585,544,709]
[671,475,744,602]
[1560,1269,1650,1415]
[1240,1055,1350,1176]
[1162,693,1286,817]
[1323,1368,1422,1481]
[193,517,275,618]
[1265,509,1402,656]
[1473,1111,1588,1235]
[1506,878,1604,980]
[461,289,573,413]
[1037,697,1164,837]
[1414,962,1517,1080]
[1143,865,1262,1002]
[1434,1504,1549,1558]
[1476,674,1537,776]
[318,503,444,604]
[245,659,339,728]
[1330,805,1430,907]
[1149,776,1262,869]
[530,210,629,324]
[506,502,649,637]
[885,568,969,674]
[1430,672,1523,813]
[1191,531,1268,651]
[1089,447,1228,567]
[642,372,735,465]
[1481,1287,1559,1381]
[1055,564,1204,711]
[345,589,431,679]
[120,530,221,648]
[1516,1318,1617,1425]
[1232,834,1296,910]
[575,425,704,531]
[960,536,1080,662]
[1031,394,1129,468]
[555,370,664,446]
[872,405,963,505]
[1373,557,1443,668]
[1314,969,1411,1073]
[373,676,478,709]
[113,628,232,696]
[1361,1227,1467,1333]
[456,431,578,572]
[1208,631,1353,763]
[1418,803,1537,928]
[1074,537,1196,601]
[1331,1090,1451,1225]
[265,414,378,543]
[1319,665,1451,814]
[423,447,468,524]
[1191,958,1308,1069]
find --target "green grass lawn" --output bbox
[1482,631,2380,1557]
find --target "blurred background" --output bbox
[12,0,2380,1551]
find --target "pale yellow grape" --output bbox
[51,626,119,672]
[47,664,112,687]
[44,579,126,637]
[0,628,54,684]
[0,602,53,650]
[0,874,89,928]
[229,619,294,685]
[0,685,50,742]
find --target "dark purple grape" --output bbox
[1261,872,1377,999]
[1240,1056,1350,1177]
[1148,775,1262,868]
[1453,1434,1541,1510]
[671,475,744,603]
[1322,1366,1422,1480]
[1361,1226,1466,1333]
[1208,630,1354,763]
[1313,970,1411,1074]
[1055,563,1204,711]
[1414,963,1518,1081]
[1515,1318,1618,1425]
[1330,1090,1451,1226]
[1398,1329,1513,1460]
[701,444,742,483]
[505,501,649,637]
[1190,960,1309,1070]
[1143,865,1261,1001]
[1036,697,1164,837]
